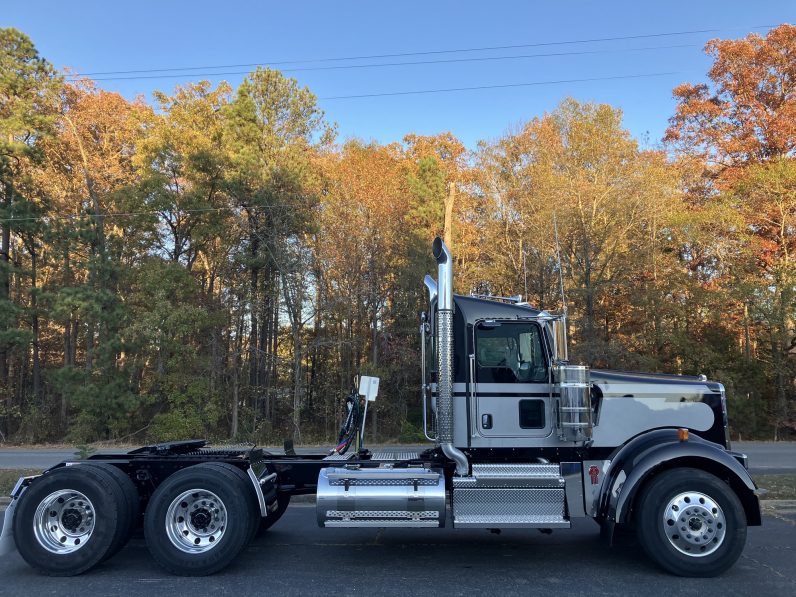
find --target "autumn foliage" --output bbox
[0,25,795,444]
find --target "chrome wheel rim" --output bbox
[663,491,726,557]
[165,489,227,554]
[33,489,96,554]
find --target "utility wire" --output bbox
[318,71,683,100]
[79,43,698,82]
[68,25,773,78]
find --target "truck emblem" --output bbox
[588,465,600,485]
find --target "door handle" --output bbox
[481,413,493,429]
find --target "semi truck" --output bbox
[0,238,761,577]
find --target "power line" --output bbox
[79,43,698,82]
[318,71,684,100]
[67,25,773,78]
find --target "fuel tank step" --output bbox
[455,463,565,488]
[452,463,569,528]
[316,467,446,528]
[452,487,569,528]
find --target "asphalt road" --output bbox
[734,441,796,474]
[0,441,793,472]
[1,505,794,596]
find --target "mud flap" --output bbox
[600,519,615,547]
[0,496,19,556]
[0,476,35,557]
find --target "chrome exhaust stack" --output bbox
[424,275,437,304]
[432,237,469,476]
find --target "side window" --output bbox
[475,322,547,383]
[519,400,545,428]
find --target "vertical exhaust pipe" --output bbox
[432,237,469,476]
[423,275,437,304]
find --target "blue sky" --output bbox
[3,1,792,148]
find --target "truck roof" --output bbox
[453,294,543,324]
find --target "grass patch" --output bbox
[0,469,41,496]
[753,474,796,500]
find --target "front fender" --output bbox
[601,429,760,527]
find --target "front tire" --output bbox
[144,463,255,576]
[635,467,747,577]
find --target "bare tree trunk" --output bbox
[61,306,71,425]
[281,268,304,442]
[370,273,379,440]
[444,182,456,249]
[269,277,279,421]
[772,290,790,441]
[231,353,240,438]
[30,244,41,404]
[370,305,379,440]
[246,216,261,391]
[85,320,94,372]
[0,184,11,389]
[292,328,302,442]
[583,253,595,364]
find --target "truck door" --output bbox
[470,320,552,442]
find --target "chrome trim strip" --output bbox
[420,313,435,442]
[247,466,268,517]
[561,462,585,517]
[469,353,478,438]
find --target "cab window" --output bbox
[475,322,547,383]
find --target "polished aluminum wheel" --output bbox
[33,489,96,554]
[165,489,227,554]
[663,491,726,557]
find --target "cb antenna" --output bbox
[553,211,567,315]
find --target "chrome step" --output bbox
[322,452,356,461]
[324,510,441,528]
[452,463,569,528]
[452,487,569,529]
[370,450,421,461]
[454,463,564,489]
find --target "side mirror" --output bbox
[551,318,568,363]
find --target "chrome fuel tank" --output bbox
[316,467,446,528]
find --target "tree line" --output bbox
[1,25,794,444]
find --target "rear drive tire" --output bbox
[13,466,122,576]
[635,467,747,577]
[144,463,255,576]
[200,462,261,543]
[258,493,290,535]
[80,462,140,559]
